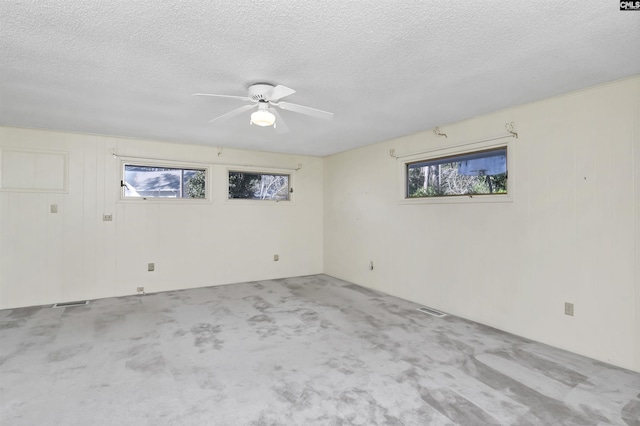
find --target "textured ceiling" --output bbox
[1,1,639,157]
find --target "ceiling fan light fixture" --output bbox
[250,109,276,127]
[194,83,332,133]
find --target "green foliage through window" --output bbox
[406,147,507,198]
[228,171,290,201]
[185,170,206,198]
[123,164,206,199]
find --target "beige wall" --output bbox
[323,76,640,372]
[1,77,638,372]
[634,77,640,374]
[0,127,323,309]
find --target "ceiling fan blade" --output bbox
[268,85,296,101]
[270,109,289,134]
[276,102,334,120]
[193,93,252,102]
[209,104,257,123]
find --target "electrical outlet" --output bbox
[148,263,154,272]
[273,254,279,261]
[50,204,58,213]
[564,302,574,316]
[103,214,112,221]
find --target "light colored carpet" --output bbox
[1,274,639,425]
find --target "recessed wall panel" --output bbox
[1,149,67,192]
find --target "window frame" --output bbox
[118,157,211,203]
[224,166,294,204]
[398,138,514,204]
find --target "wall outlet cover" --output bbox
[564,302,574,316]
[148,263,155,272]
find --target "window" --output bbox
[406,147,507,198]
[123,164,207,199]
[228,171,290,201]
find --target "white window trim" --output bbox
[224,165,294,205]
[118,157,211,203]
[398,138,514,205]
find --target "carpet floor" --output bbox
[1,274,639,425]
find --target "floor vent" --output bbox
[52,300,89,308]
[417,306,447,317]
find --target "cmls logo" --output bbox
[620,1,640,10]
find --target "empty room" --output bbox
[1,2,639,425]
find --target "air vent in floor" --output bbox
[417,306,447,317]
[52,300,89,308]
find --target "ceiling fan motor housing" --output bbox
[248,84,276,102]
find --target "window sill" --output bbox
[399,193,513,205]
[223,198,293,206]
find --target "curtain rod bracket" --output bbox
[505,122,518,139]
[433,127,448,138]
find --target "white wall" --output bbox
[323,76,640,372]
[1,77,638,373]
[0,127,323,309]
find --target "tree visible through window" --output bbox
[123,164,206,199]
[407,147,507,198]
[228,171,290,201]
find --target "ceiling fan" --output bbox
[193,83,333,134]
